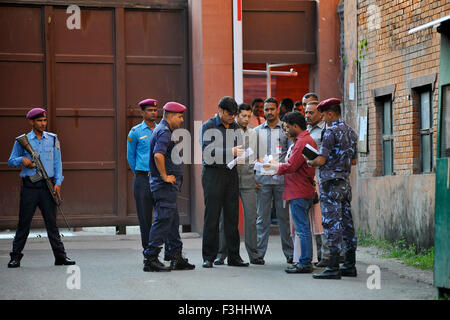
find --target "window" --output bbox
[419,90,433,172]
[441,85,450,158]
[382,97,394,175]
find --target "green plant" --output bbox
[356,228,434,270]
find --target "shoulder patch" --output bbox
[127,136,133,142]
[55,139,60,149]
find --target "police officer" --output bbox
[126,98,163,263]
[7,108,75,268]
[306,98,358,280]
[143,102,194,272]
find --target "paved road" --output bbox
[0,231,436,300]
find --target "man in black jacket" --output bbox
[200,96,249,268]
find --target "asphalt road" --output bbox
[0,231,436,300]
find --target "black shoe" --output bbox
[55,257,76,266]
[164,254,172,262]
[314,259,329,268]
[312,255,341,280]
[202,260,213,268]
[285,264,313,274]
[143,256,171,272]
[286,256,293,264]
[170,254,195,270]
[250,258,265,265]
[340,250,357,277]
[228,258,249,267]
[214,257,225,265]
[8,253,23,268]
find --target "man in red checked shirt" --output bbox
[264,112,317,273]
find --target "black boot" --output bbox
[170,253,195,270]
[143,249,171,272]
[8,253,23,268]
[312,254,341,279]
[314,258,329,268]
[340,250,357,277]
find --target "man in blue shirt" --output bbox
[7,108,75,268]
[127,98,160,263]
[143,102,194,272]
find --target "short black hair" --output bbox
[303,92,319,100]
[282,111,307,130]
[264,97,278,107]
[327,103,341,115]
[294,101,302,108]
[306,101,319,107]
[238,103,252,114]
[218,96,238,114]
[251,98,264,106]
[280,98,294,112]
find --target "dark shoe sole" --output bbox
[55,261,76,266]
[8,263,20,268]
[228,263,249,267]
[213,260,225,265]
[202,262,213,268]
[143,266,171,272]
[341,269,357,277]
[171,266,196,270]
[312,273,342,279]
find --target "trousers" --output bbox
[133,173,155,252]
[11,178,66,259]
[201,166,241,262]
[319,179,357,256]
[144,185,182,258]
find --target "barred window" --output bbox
[441,85,450,158]
[419,90,433,172]
[382,97,394,176]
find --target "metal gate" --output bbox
[0,1,190,229]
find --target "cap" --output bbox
[163,102,187,113]
[138,98,158,109]
[317,98,341,112]
[26,107,47,119]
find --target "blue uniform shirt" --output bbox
[126,120,157,173]
[8,130,64,186]
[319,118,358,183]
[149,119,183,192]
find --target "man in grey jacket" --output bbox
[215,103,264,265]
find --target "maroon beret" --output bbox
[26,107,47,119]
[317,98,341,112]
[163,102,186,113]
[138,98,158,108]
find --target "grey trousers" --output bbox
[256,184,293,259]
[217,188,259,261]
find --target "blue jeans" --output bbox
[289,198,313,266]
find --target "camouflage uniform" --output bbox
[318,118,358,257]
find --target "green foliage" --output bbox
[356,228,434,270]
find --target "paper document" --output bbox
[227,148,254,170]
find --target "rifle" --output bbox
[15,134,72,231]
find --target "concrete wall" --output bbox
[354,174,435,248]
[310,0,343,100]
[189,0,234,233]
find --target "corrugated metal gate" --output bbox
[0,1,191,229]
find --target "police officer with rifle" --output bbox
[7,107,75,268]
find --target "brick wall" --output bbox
[356,0,449,177]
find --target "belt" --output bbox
[135,171,150,176]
